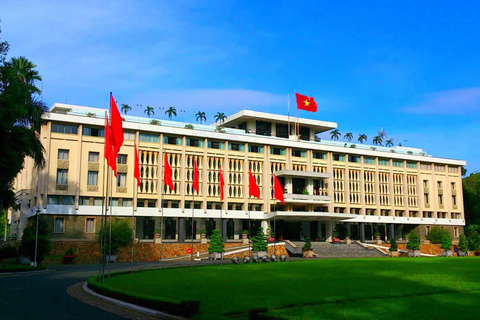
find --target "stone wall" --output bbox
[379,243,474,256]
[227,246,289,259]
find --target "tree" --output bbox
[195,111,206,124]
[165,106,177,120]
[303,237,312,251]
[458,234,468,252]
[330,129,340,141]
[144,106,154,118]
[385,138,394,148]
[344,132,353,142]
[208,229,225,253]
[465,225,480,251]
[373,135,383,146]
[214,112,227,124]
[98,218,132,254]
[406,231,420,251]
[19,215,51,264]
[427,226,451,244]
[358,134,367,144]
[389,238,398,251]
[441,234,452,251]
[251,227,268,252]
[463,172,480,225]
[121,104,131,115]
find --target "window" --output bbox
[229,142,245,151]
[54,217,65,233]
[186,138,203,147]
[448,166,459,173]
[86,218,95,233]
[276,123,288,138]
[437,181,443,189]
[452,195,457,206]
[424,194,429,204]
[88,152,99,162]
[117,154,127,164]
[454,227,459,238]
[393,160,403,167]
[52,123,78,134]
[56,169,68,184]
[117,173,127,187]
[139,133,159,143]
[426,226,430,236]
[271,147,286,155]
[249,145,263,153]
[333,154,345,161]
[313,152,326,160]
[348,155,360,163]
[451,182,456,190]
[292,149,306,157]
[58,149,69,160]
[423,180,428,188]
[163,136,182,145]
[378,159,389,166]
[48,196,59,204]
[407,162,417,169]
[255,121,271,136]
[124,131,136,141]
[438,194,443,205]
[62,196,75,205]
[207,140,224,149]
[364,157,375,164]
[87,171,98,186]
[83,126,105,137]
[434,165,445,171]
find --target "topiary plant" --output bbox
[459,234,468,252]
[427,226,451,244]
[406,232,420,251]
[208,229,225,253]
[303,237,312,251]
[441,234,452,251]
[98,218,132,254]
[389,238,398,251]
[251,227,268,252]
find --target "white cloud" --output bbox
[403,87,480,114]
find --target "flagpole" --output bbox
[248,196,251,259]
[191,190,194,267]
[131,155,135,274]
[287,94,290,138]
[107,167,113,278]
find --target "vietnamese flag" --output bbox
[192,159,199,194]
[164,154,174,190]
[110,93,124,155]
[248,170,260,198]
[219,166,225,201]
[295,92,317,112]
[134,143,140,187]
[274,175,285,204]
[104,113,117,176]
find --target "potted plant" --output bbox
[302,237,317,258]
[266,226,275,243]
[458,234,469,257]
[331,228,340,244]
[208,229,225,260]
[345,229,352,245]
[154,228,161,243]
[241,230,249,244]
[251,227,268,258]
[389,238,400,257]
[407,231,421,257]
[98,218,132,263]
[200,229,207,244]
[63,247,77,264]
[440,235,453,257]
[374,232,381,241]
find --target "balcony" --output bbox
[282,194,332,204]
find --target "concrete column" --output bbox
[360,223,365,242]
[178,217,185,242]
[261,220,269,234]
[389,223,395,240]
[222,218,228,241]
[325,220,333,242]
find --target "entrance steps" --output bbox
[290,241,386,259]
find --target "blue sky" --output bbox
[2,1,480,172]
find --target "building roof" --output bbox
[221,110,337,133]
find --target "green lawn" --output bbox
[0,262,46,273]
[88,258,480,319]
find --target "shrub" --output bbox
[98,218,132,254]
[427,226,451,244]
[65,247,76,256]
[332,228,340,238]
[303,237,312,251]
[389,238,398,251]
[20,216,51,264]
[251,227,268,252]
[459,234,468,252]
[184,124,194,129]
[208,229,225,253]
[0,244,18,261]
[465,225,480,251]
[241,230,249,235]
[441,235,452,251]
[406,232,420,251]
[150,119,161,125]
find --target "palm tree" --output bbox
[144,106,155,118]
[121,104,131,115]
[9,56,42,93]
[195,111,206,124]
[358,134,367,144]
[330,129,341,141]
[385,138,394,148]
[214,112,227,124]
[373,135,383,146]
[165,107,177,120]
[344,132,353,142]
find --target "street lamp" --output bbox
[33,208,40,267]
[180,110,185,125]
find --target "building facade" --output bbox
[10,104,466,243]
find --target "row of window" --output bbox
[58,150,127,164]
[54,217,95,233]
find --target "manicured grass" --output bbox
[0,262,46,273]
[89,258,480,319]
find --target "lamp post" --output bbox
[33,208,40,267]
[180,110,185,126]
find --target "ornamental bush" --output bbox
[427,226,451,244]
[441,235,452,251]
[251,227,268,252]
[20,216,51,264]
[303,237,312,251]
[465,225,480,251]
[389,238,398,251]
[97,218,132,254]
[406,232,420,251]
[208,229,225,253]
[459,234,468,252]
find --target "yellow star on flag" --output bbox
[304,99,310,106]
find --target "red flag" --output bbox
[219,166,225,201]
[134,143,140,187]
[248,170,260,198]
[104,114,117,176]
[110,93,124,155]
[274,175,285,204]
[164,153,174,190]
[192,159,199,194]
[295,92,317,112]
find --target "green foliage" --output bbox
[303,237,312,251]
[200,229,207,234]
[302,189,309,195]
[459,234,468,252]
[332,228,340,238]
[150,119,160,125]
[208,229,225,253]
[389,238,398,251]
[19,216,51,264]
[0,244,18,261]
[65,247,76,255]
[463,173,480,224]
[98,218,132,254]
[241,230,249,235]
[465,224,480,251]
[184,124,194,129]
[441,235,452,250]
[427,226,451,244]
[406,232,420,251]
[251,227,268,252]
[215,125,226,133]
[0,210,10,238]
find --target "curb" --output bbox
[0,269,50,277]
[82,282,186,320]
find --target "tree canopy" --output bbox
[463,172,480,225]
